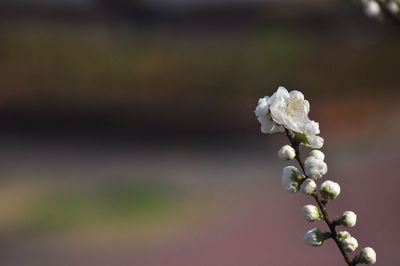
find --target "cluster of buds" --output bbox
[255,87,377,265]
[354,0,400,23]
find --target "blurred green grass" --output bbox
[7,179,183,235]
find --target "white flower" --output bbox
[359,247,377,264]
[268,87,311,134]
[364,1,381,18]
[302,205,321,222]
[320,180,341,199]
[300,179,317,195]
[282,166,302,193]
[304,156,327,179]
[304,228,326,246]
[267,87,324,148]
[309,150,325,161]
[340,211,357,227]
[278,145,296,160]
[342,236,358,252]
[255,96,284,134]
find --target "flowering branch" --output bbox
[255,87,377,265]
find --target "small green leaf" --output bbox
[294,132,309,145]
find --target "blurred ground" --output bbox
[0,132,398,265]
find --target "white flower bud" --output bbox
[358,247,377,264]
[342,236,358,252]
[305,135,324,149]
[387,1,400,15]
[282,166,301,193]
[300,179,317,195]
[302,205,321,222]
[320,180,341,199]
[337,231,358,253]
[337,231,351,240]
[309,150,325,161]
[304,228,327,247]
[364,1,381,18]
[304,156,327,179]
[278,145,296,160]
[340,211,357,227]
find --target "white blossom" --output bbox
[340,211,357,227]
[255,87,323,148]
[304,228,326,246]
[268,87,310,133]
[304,156,328,179]
[278,145,296,160]
[359,247,377,264]
[302,205,321,222]
[320,180,341,199]
[300,179,317,195]
[267,87,324,148]
[309,150,325,161]
[364,0,381,18]
[282,166,302,193]
[342,236,358,252]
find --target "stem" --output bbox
[284,129,355,266]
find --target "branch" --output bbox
[284,129,355,266]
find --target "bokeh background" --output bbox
[0,0,399,265]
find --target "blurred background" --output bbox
[0,0,399,265]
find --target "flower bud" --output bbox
[358,247,377,264]
[278,145,296,160]
[302,205,321,222]
[337,231,351,240]
[300,179,316,195]
[309,150,325,161]
[387,1,400,15]
[364,1,381,18]
[320,180,341,199]
[338,211,357,227]
[337,231,358,253]
[304,156,327,179]
[282,166,302,193]
[304,228,327,247]
[342,236,358,252]
[306,135,324,149]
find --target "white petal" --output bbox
[304,121,320,135]
[255,96,270,116]
[289,90,304,100]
